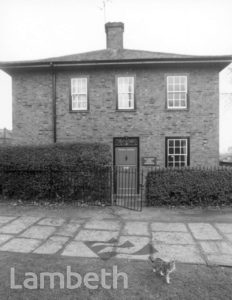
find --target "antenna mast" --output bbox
[98,0,111,23]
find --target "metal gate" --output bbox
[113,166,143,211]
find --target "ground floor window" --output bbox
[166,137,190,167]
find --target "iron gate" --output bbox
[113,166,143,211]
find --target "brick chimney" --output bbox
[105,22,124,49]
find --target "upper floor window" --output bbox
[117,77,135,110]
[166,137,189,167]
[71,78,88,111]
[167,75,187,109]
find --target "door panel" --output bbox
[115,147,137,194]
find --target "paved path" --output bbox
[0,214,232,266]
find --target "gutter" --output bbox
[0,57,232,69]
[51,63,56,143]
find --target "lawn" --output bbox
[0,252,232,300]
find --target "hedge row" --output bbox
[146,167,232,207]
[0,143,111,169]
[0,143,112,203]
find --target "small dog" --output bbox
[149,256,176,284]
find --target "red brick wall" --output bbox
[11,65,220,167]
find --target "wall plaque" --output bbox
[142,157,157,166]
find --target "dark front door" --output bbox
[115,147,138,195]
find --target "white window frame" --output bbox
[71,78,88,111]
[117,76,135,110]
[167,75,188,109]
[167,138,189,167]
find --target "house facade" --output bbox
[0,22,231,170]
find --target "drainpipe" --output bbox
[51,63,57,143]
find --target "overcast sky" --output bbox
[0,0,232,151]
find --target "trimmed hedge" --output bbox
[146,167,232,207]
[0,143,111,168]
[0,143,111,202]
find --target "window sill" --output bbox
[116,109,137,112]
[166,108,189,112]
[69,110,89,113]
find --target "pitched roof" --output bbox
[0,48,231,70]
[33,48,195,62]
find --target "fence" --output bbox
[0,165,112,205]
[0,165,232,208]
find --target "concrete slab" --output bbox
[0,234,13,245]
[0,217,41,234]
[152,243,205,264]
[188,223,222,240]
[116,236,150,260]
[151,222,187,232]
[123,222,149,236]
[20,225,56,239]
[34,236,69,254]
[225,234,232,242]
[0,238,41,253]
[69,219,87,224]
[84,220,120,231]
[152,232,195,244]
[215,223,232,234]
[38,218,65,227]
[75,230,118,241]
[207,254,232,266]
[0,216,17,224]
[49,236,69,243]
[200,241,232,255]
[56,223,81,237]
[61,241,98,258]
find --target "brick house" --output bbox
[0,22,231,173]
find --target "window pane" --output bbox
[180,100,186,107]
[167,138,188,167]
[169,140,174,147]
[169,147,174,154]
[72,95,79,110]
[168,100,174,107]
[71,78,88,110]
[167,76,187,108]
[118,77,134,109]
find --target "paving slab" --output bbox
[152,232,194,244]
[200,241,232,255]
[0,216,41,234]
[0,238,41,253]
[84,220,120,231]
[34,236,69,254]
[206,254,232,266]
[61,241,98,258]
[123,222,149,236]
[0,234,13,245]
[225,234,232,242]
[38,218,65,227]
[152,243,205,264]
[69,219,87,224]
[188,223,222,240]
[20,225,56,239]
[0,216,17,224]
[116,236,150,260]
[151,222,187,232]
[56,223,81,237]
[75,230,118,241]
[49,236,70,243]
[215,223,232,234]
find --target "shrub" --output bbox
[0,143,111,203]
[146,167,232,207]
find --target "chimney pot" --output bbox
[105,22,124,49]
